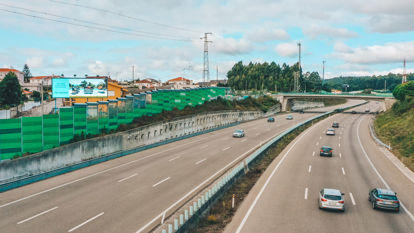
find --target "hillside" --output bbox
[375,94,414,171]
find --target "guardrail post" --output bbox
[189,205,194,216]
[201,195,205,204]
[174,218,178,231]
[184,209,189,221]
[198,198,201,208]
[168,224,173,233]
[162,229,166,233]
[243,159,249,173]
[179,214,184,225]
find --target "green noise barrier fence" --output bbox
[0,87,227,160]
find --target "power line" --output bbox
[49,0,202,34]
[0,2,186,39]
[0,8,192,41]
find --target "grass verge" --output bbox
[187,114,330,233]
[374,97,414,172]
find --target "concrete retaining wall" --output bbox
[291,100,324,111]
[0,110,264,184]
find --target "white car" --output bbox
[286,115,293,120]
[233,129,245,138]
[326,128,335,136]
[319,188,345,212]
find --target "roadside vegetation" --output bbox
[375,81,414,171]
[116,96,278,132]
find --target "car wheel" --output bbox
[372,201,376,209]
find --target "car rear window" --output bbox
[324,194,342,200]
[378,194,398,200]
[322,147,331,151]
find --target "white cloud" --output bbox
[304,25,358,39]
[247,28,290,42]
[275,43,298,58]
[334,41,414,64]
[211,36,252,55]
[26,57,44,68]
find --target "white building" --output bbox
[0,68,24,85]
[167,77,196,89]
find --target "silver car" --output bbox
[286,115,293,120]
[369,188,400,212]
[233,129,245,138]
[319,188,345,212]
[326,128,335,136]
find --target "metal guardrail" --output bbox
[156,101,367,233]
[369,122,391,150]
[276,92,393,98]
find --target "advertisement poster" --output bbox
[52,78,108,98]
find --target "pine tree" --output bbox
[0,72,22,106]
[22,64,32,83]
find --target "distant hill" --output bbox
[324,73,414,92]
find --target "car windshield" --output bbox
[378,194,398,200]
[322,147,331,151]
[324,194,342,200]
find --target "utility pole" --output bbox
[216,65,218,81]
[294,42,302,92]
[322,60,326,82]
[132,65,135,85]
[384,79,387,92]
[41,79,44,115]
[201,32,212,83]
[402,59,407,84]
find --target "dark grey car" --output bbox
[320,146,333,157]
[369,188,400,212]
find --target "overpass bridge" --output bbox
[272,92,395,111]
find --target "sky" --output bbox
[0,0,414,82]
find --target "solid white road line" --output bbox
[168,156,181,162]
[349,192,356,205]
[308,165,312,173]
[234,119,321,233]
[17,206,58,225]
[241,139,247,142]
[342,167,346,175]
[136,122,303,233]
[0,126,237,209]
[357,118,414,223]
[117,173,138,183]
[304,188,308,200]
[200,145,208,149]
[312,151,315,157]
[195,158,207,165]
[223,147,231,151]
[152,177,171,188]
[68,212,104,232]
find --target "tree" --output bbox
[0,72,22,106]
[22,64,32,83]
[31,91,41,102]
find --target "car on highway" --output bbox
[365,108,370,112]
[332,122,339,128]
[267,117,275,122]
[326,128,335,136]
[320,146,333,157]
[369,188,400,212]
[232,129,245,138]
[286,115,293,120]
[319,188,345,212]
[351,110,357,114]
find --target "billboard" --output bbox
[52,78,108,98]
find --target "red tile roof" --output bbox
[0,68,22,73]
[168,77,191,82]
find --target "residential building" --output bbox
[167,77,196,89]
[0,68,24,84]
[29,75,57,86]
[133,78,162,89]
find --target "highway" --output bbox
[0,100,363,233]
[225,101,414,233]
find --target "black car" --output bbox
[320,146,333,157]
[369,188,400,212]
[332,122,339,128]
[351,111,357,114]
[267,117,275,122]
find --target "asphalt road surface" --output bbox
[0,100,363,233]
[225,101,414,233]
